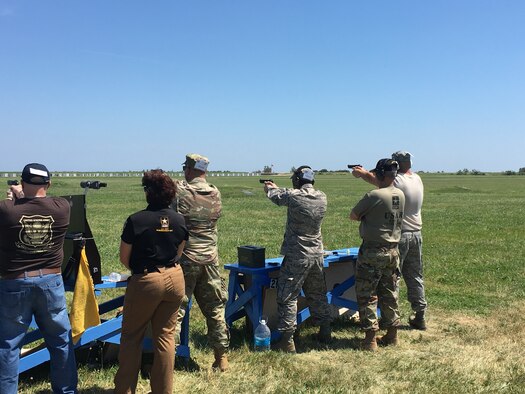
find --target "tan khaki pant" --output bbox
[114,265,185,394]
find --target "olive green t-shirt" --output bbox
[351,185,405,244]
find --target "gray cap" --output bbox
[391,150,412,162]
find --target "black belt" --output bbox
[132,263,176,275]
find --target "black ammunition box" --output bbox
[237,245,265,268]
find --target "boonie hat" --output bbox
[22,163,51,185]
[391,150,412,162]
[183,153,209,172]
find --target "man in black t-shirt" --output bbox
[0,163,77,394]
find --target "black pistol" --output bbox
[347,164,362,169]
[259,179,274,183]
[7,180,19,186]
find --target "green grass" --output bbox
[15,173,525,393]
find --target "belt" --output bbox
[1,267,62,280]
[132,263,176,275]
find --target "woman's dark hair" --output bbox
[142,169,176,207]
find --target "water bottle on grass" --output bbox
[254,318,271,351]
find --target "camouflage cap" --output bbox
[183,153,209,172]
[391,150,412,162]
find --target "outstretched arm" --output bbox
[352,166,380,187]
[263,181,291,206]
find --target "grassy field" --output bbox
[16,173,525,393]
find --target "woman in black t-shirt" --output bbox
[114,170,187,394]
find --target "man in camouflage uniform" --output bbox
[350,159,405,351]
[174,154,230,371]
[352,151,427,329]
[263,166,332,353]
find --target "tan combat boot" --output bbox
[212,348,229,372]
[377,326,399,346]
[272,331,296,353]
[361,330,378,352]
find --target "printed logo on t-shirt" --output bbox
[392,196,400,210]
[156,216,173,233]
[16,215,55,253]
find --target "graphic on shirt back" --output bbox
[392,196,400,210]
[17,215,55,252]
[157,216,172,232]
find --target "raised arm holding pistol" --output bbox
[261,179,277,193]
[350,164,380,187]
[6,180,24,200]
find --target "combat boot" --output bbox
[272,331,296,353]
[317,322,332,344]
[212,348,229,372]
[361,330,377,352]
[377,326,399,346]
[408,311,427,330]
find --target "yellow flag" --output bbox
[71,247,101,344]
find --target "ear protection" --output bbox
[292,166,313,184]
[375,159,399,179]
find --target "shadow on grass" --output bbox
[295,331,362,353]
[174,355,201,372]
[18,342,124,393]
[188,322,251,352]
[77,387,114,394]
[18,362,51,391]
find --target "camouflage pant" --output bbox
[175,262,230,351]
[355,245,400,331]
[276,254,331,333]
[398,231,427,313]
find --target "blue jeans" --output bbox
[0,273,78,394]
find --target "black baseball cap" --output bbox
[371,159,399,176]
[22,163,51,185]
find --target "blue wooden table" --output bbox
[19,277,191,373]
[224,248,359,340]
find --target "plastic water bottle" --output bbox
[254,319,271,351]
[108,272,121,282]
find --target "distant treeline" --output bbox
[455,168,525,176]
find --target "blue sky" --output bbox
[1,1,524,173]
